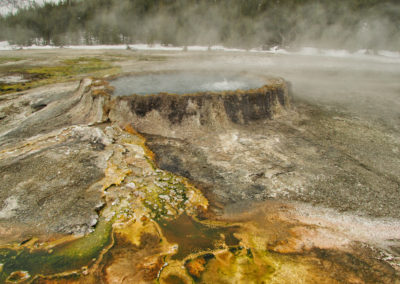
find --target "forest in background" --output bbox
[0,0,399,51]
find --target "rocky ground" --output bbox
[0,49,399,283]
[146,103,400,218]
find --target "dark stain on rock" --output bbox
[223,92,274,124]
[31,102,47,112]
[310,248,399,284]
[90,140,106,151]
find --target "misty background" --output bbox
[0,0,399,51]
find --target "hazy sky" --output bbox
[0,0,60,15]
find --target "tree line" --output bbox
[0,0,399,50]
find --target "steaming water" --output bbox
[110,72,265,96]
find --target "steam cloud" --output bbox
[0,0,399,51]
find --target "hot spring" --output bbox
[110,72,267,96]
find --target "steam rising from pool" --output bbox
[201,79,248,92]
[110,72,265,96]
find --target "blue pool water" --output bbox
[110,72,265,96]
